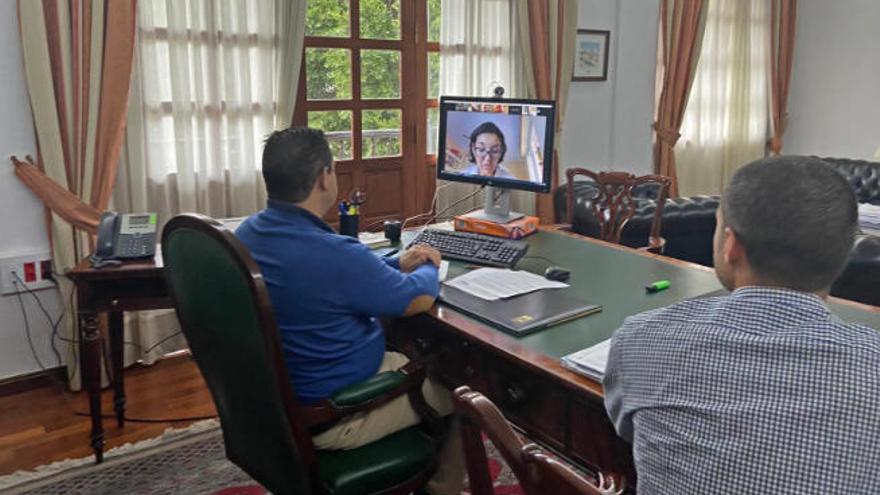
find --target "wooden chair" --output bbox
[161,213,445,495]
[454,386,622,495]
[565,168,671,253]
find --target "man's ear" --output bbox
[315,167,329,191]
[723,227,746,265]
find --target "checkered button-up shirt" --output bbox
[604,286,880,495]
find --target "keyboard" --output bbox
[408,228,528,268]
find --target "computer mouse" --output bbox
[544,266,571,282]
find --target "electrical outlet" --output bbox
[1,252,54,295]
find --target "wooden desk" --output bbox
[67,256,170,462]
[68,229,880,473]
[387,229,880,483]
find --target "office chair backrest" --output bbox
[454,386,616,495]
[565,168,671,246]
[162,214,319,495]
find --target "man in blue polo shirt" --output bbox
[236,127,463,495]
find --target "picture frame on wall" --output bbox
[573,29,610,81]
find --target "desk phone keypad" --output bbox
[116,234,157,258]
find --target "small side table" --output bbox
[67,256,171,462]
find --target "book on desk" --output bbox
[439,284,601,336]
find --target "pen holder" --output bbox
[384,220,402,243]
[339,214,359,237]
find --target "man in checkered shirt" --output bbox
[603,156,880,494]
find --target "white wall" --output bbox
[784,0,880,158]
[560,0,659,175]
[0,0,63,379]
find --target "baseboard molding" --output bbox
[0,367,66,398]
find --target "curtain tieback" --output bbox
[652,123,681,145]
[768,136,783,154]
[11,155,101,233]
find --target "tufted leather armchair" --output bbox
[554,157,880,305]
[555,182,720,266]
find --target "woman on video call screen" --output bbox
[462,122,514,178]
[443,110,546,184]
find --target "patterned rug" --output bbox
[0,420,524,495]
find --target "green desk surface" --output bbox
[412,229,880,360]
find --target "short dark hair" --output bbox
[261,127,333,203]
[468,122,507,163]
[721,155,857,291]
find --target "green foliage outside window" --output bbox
[304,0,439,161]
[363,109,401,158]
[428,0,441,42]
[360,0,400,40]
[362,50,400,99]
[306,0,349,37]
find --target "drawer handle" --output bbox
[414,337,433,354]
[505,384,527,406]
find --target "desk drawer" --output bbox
[486,358,567,450]
[386,318,489,393]
[569,398,635,480]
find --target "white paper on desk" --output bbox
[561,339,611,381]
[443,267,568,301]
[859,203,880,229]
[438,260,449,282]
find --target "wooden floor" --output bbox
[0,354,216,476]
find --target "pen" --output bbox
[645,280,671,293]
[382,249,399,258]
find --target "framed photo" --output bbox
[573,29,610,81]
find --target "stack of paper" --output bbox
[358,231,391,248]
[560,339,611,381]
[859,203,880,234]
[443,267,568,301]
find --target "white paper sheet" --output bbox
[561,339,611,381]
[859,203,880,231]
[438,260,449,282]
[443,267,568,301]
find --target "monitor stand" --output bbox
[465,186,525,224]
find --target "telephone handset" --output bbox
[91,212,158,268]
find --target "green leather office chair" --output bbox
[161,213,444,495]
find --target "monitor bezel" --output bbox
[436,95,556,193]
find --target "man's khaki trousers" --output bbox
[313,351,465,495]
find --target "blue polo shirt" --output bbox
[236,200,439,403]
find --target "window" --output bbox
[295,0,441,224]
[136,0,278,181]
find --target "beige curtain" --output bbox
[114,0,307,365]
[653,0,708,197]
[675,0,770,197]
[14,0,137,389]
[516,0,578,223]
[437,0,531,219]
[768,0,797,155]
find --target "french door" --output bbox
[294,0,441,227]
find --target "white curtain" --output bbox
[675,0,770,197]
[437,0,532,217]
[113,0,307,365]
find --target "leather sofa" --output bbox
[554,157,880,305]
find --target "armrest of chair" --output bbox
[637,236,666,255]
[330,370,407,407]
[304,360,441,434]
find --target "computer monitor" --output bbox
[437,96,556,222]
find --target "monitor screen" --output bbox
[437,96,556,193]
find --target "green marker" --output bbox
[645,280,671,293]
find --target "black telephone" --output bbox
[91,212,158,267]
